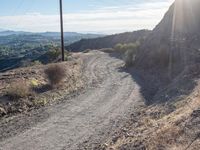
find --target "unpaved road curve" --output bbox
[0,51,143,150]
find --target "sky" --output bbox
[0,0,174,34]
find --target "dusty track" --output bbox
[0,51,143,150]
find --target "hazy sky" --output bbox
[0,0,174,33]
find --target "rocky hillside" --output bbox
[131,0,200,104]
[135,0,200,78]
[66,30,151,52]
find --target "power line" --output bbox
[10,0,25,16]
[13,0,35,30]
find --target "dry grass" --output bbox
[0,59,83,117]
[147,125,183,150]
[6,81,31,101]
[44,63,66,88]
[103,84,200,150]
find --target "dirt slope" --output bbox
[0,51,144,150]
[0,60,83,118]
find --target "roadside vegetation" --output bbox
[114,42,140,67]
[0,44,75,118]
[102,86,200,149]
[6,81,32,101]
[44,64,66,88]
[44,45,68,62]
[0,58,84,118]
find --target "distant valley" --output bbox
[0,29,151,72]
[0,30,103,71]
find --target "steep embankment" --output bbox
[134,0,200,103]
[136,0,200,73]
[66,30,151,52]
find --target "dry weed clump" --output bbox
[44,63,66,88]
[6,81,31,101]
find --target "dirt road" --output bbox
[0,51,143,150]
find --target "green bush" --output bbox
[114,43,124,53]
[124,49,136,67]
[46,46,69,62]
[47,49,61,61]
[114,42,140,67]
[83,49,91,53]
[114,42,140,54]
[31,60,42,66]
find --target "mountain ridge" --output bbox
[0,30,104,38]
[66,30,151,52]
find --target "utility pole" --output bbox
[59,0,65,61]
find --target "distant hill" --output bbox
[0,30,103,38]
[38,32,102,39]
[0,30,31,36]
[0,31,103,57]
[66,30,151,52]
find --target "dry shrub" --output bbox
[147,125,183,150]
[124,49,134,67]
[6,81,31,101]
[44,63,66,88]
[114,42,140,54]
[31,60,43,66]
[83,49,91,53]
[114,42,140,67]
[100,48,114,53]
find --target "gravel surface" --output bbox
[0,51,143,150]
